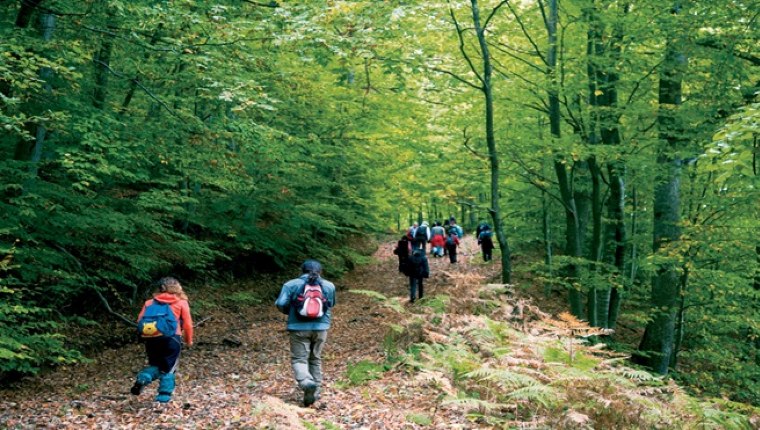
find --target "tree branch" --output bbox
[449,2,485,87]
[93,59,181,119]
[52,244,136,327]
[505,0,548,65]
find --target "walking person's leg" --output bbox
[306,330,328,405]
[418,279,424,300]
[409,277,417,303]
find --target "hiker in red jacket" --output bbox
[131,277,193,403]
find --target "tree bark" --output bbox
[636,32,688,374]
[470,0,512,283]
[546,0,583,316]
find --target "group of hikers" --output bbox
[393,217,495,303]
[127,220,494,407]
[130,260,336,408]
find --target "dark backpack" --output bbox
[138,299,178,339]
[293,279,328,319]
[446,235,456,246]
[414,226,428,242]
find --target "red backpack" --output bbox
[293,280,328,319]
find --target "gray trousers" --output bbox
[289,330,327,389]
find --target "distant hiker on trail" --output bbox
[413,221,430,251]
[475,220,488,238]
[478,224,495,262]
[430,221,446,257]
[429,230,445,258]
[393,235,412,273]
[407,249,430,303]
[442,219,451,255]
[406,222,418,240]
[446,231,461,264]
[275,259,336,407]
[131,277,193,403]
[448,217,464,239]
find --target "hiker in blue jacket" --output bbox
[275,260,336,407]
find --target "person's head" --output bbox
[421,221,428,227]
[157,277,188,300]
[435,220,441,226]
[412,222,418,228]
[400,235,409,241]
[301,259,323,275]
[449,217,457,224]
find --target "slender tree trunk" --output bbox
[547,0,582,316]
[26,13,55,176]
[93,13,116,110]
[636,33,688,374]
[471,0,512,283]
[15,0,44,28]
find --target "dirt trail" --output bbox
[0,237,497,429]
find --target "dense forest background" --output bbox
[1,0,758,411]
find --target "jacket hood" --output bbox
[153,292,182,304]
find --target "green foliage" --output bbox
[543,346,599,371]
[339,360,388,387]
[405,413,432,426]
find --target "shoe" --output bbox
[156,393,172,403]
[130,382,144,395]
[303,382,317,407]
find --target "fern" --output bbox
[350,289,405,313]
[442,396,503,413]
[507,384,558,407]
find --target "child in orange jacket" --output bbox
[131,277,193,403]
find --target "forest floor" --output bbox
[0,237,503,429]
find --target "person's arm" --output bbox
[275,284,293,314]
[181,302,194,345]
[136,300,150,322]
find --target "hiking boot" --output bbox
[303,382,317,407]
[130,382,144,395]
[131,366,159,396]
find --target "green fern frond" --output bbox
[350,289,405,313]
[350,289,389,301]
[465,368,541,390]
[442,396,503,413]
[507,384,558,407]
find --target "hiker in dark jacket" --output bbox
[275,260,337,407]
[393,235,412,274]
[407,249,430,303]
[478,224,495,262]
[446,231,461,264]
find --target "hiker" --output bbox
[442,219,451,255]
[445,231,461,264]
[448,217,464,239]
[413,221,430,251]
[407,249,429,303]
[475,220,488,238]
[406,222,418,240]
[131,277,193,403]
[393,235,412,273]
[275,259,336,407]
[478,224,495,262]
[430,221,446,256]
[429,231,445,257]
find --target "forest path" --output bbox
[0,237,498,429]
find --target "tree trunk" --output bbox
[636,33,688,375]
[24,13,55,177]
[470,0,512,283]
[547,0,582,316]
[93,13,116,110]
